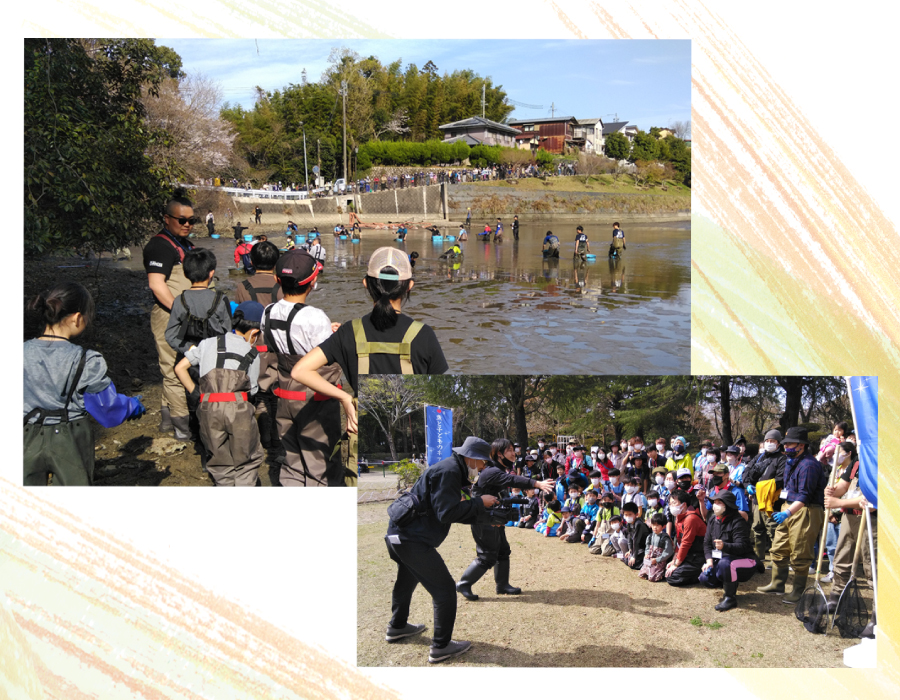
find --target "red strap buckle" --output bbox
[200,392,248,403]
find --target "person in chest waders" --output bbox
[260,250,343,487]
[24,282,146,485]
[143,196,198,439]
[174,302,265,486]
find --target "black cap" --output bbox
[781,426,810,445]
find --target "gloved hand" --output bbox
[747,484,756,496]
[772,510,791,525]
[187,386,201,412]
[127,396,146,420]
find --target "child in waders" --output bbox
[174,301,264,486]
[234,239,255,273]
[610,221,626,258]
[24,282,146,485]
[260,250,341,487]
[292,247,448,399]
[574,225,591,263]
[234,241,284,456]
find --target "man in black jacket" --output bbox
[456,451,555,601]
[384,436,499,664]
[743,429,788,562]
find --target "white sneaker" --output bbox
[820,572,834,583]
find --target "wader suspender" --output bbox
[176,290,225,345]
[200,335,259,403]
[352,318,424,375]
[24,347,87,426]
[242,278,281,304]
[263,303,306,356]
[153,232,190,263]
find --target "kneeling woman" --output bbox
[291,247,448,404]
[700,490,764,611]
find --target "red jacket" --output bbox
[675,507,707,562]
[234,242,253,264]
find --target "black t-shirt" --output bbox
[318,312,448,394]
[143,230,193,279]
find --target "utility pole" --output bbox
[550,102,556,118]
[341,79,348,181]
[482,83,485,118]
[301,123,309,193]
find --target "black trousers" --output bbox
[666,550,706,587]
[471,522,511,568]
[386,539,456,647]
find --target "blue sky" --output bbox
[159,39,690,132]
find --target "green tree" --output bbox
[358,376,425,461]
[604,132,630,161]
[629,130,659,162]
[25,39,183,256]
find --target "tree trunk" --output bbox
[386,430,397,462]
[778,377,803,431]
[719,376,734,446]
[510,376,529,451]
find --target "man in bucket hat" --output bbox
[743,429,787,563]
[383,436,499,664]
[756,426,826,603]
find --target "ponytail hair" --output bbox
[231,309,260,335]
[29,281,95,328]
[365,271,412,332]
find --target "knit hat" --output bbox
[765,429,783,442]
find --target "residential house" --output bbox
[602,121,637,145]
[573,118,605,153]
[506,116,580,155]
[438,116,521,148]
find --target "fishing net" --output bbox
[833,579,870,639]
[794,585,830,634]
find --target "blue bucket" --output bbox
[243,234,253,243]
[447,235,456,241]
[585,253,596,261]
[351,238,360,243]
[210,234,220,239]
[339,235,348,240]
[432,235,444,241]
[294,234,306,245]
[395,238,404,242]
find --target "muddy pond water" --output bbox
[123,220,689,374]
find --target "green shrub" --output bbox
[392,459,425,490]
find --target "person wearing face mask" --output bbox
[695,446,720,491]
[586,470,605,497]
[824,441,877,610]
[699,491,762,611]
[665,489,708,586]
[664,436,694,480]
[384,436,499,663]
[644,490,665,522]
[608,442,626,472]
[656,438,672,461]
[594,449,612,486]
[756,427,826,603]
[724,445,746,486]
[693,439,713,475]
[651,465,669,500]
[606,468,625,505]
[513,443,526,475]
[743,430,788,564]
[622,476,649,518]
[619,502,652,569]
[565,445,593,477]
[457,438,555,601]
[702,463,749,523]
[588,493,622,554]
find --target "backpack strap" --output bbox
[353,319,424,375]
[214,333,259,373]
[24,346,87,426]
[205,290,224,321]
[264,303,306,355]
[242,278,280,304]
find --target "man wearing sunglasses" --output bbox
[142,196,199,437]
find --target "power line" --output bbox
[507,97,543,110]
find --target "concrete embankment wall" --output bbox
[446,184,691,221]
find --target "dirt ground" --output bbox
[357,502,871,667]
[24,256,287,486]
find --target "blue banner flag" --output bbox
[847,376,877,508]
[425,404,453,467]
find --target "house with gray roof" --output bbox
[438,116,521,148]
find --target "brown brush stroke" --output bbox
[2,478,397,699]
[588,2,629,39]
[547,0,590,39]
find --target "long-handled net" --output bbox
[833,514,869,638]
[795,452,841,634]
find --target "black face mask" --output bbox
[678,480,691,490]
[603,502,613,509]
[712,475,724,486]
[674,445,685,455]
[499,456,514,469]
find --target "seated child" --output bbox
[556,505,580,542]
[535,492,562,537]
[588,492,622,554]
[601,514,624,556]
[506,486,524,526]
[644,490,665,522]
[622,477,649,517]
[621,502,652,570]
[586,470,604,497]
[639,513,676,582]
[563,484,585,514]
[577,490,601,543]
[607,468,625,505]
[518,487,540,530]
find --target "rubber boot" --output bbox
[158,406,173,433]
[782,569,809,604]
[715,578,738,612]
[756,565,789,594]
[456,561,490,601]
[494,559,522,595]
[171,415,193,442]
[258,412,272,450]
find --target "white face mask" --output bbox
[625,486,637,494]
[701,448,708,456]
[624,515,635,524]
[610,523,621,531]
[610,478,619,486]
[655,475,665,485]
[634,444,643,451]
[657,445,666,454]
[713,503,727,516]
[708,458,717,466]
[764,441,779,453]
[665,480,675,489]
[669,503,684,516]
[591,478,601,486]
[620,443,627,451]
[649,499,658,507]
[467,467,478,481]
[726,456,736,465]
[598,453,606,461]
